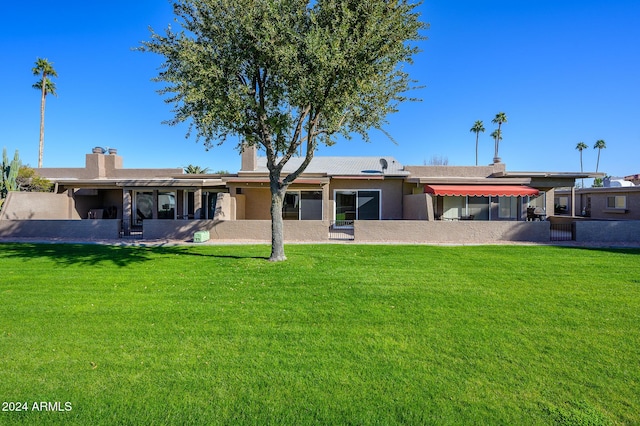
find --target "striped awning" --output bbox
[424,185,539,197]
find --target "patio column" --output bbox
[122,189,132,234]
[571,186,576,217]
[194,189,202,219]
[152,190,158,219]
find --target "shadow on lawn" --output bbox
[0,243,269,266]
[554,245,640,256]
[0,243,158,267]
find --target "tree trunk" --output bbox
[39,80,46,168]
[269,182,287,262]
[475,134,479,166]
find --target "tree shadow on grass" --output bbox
[0,242,270,267]
[0,243,157,267]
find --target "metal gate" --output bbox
[329,220,355,241]
[120,222,143,239]
[550,222,575,241]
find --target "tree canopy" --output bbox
[142,0,426,261]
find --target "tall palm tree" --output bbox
[593,139,606,173]
[575,141,588,188]
[491,112,508,162]
[470,120,485,166]
[32,58,58,168]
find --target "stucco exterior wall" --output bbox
[239,188,272,220]
[0,219,120,239]
[575,220,640,242]
[353,220,550,242]
[0,192,78,220]
[143,220,330,241]
[403,193,429,220]
[329,178,404,220]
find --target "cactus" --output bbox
[1,148,21,198]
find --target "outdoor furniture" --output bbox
[527,207,546,221]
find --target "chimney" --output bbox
[86,147,122,178]
[241,144,257,171]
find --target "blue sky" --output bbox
[2,1,639,178]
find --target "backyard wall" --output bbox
[0,192,79,220]
[354,220,550,243]
[143,220,331,242]
[575,220,640,243]
[0,219,121,239]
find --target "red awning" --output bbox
[424,185,539,197]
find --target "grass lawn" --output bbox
[0,243,639,425]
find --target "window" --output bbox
[498,196,517,219]
[443,196,465,220]
[607,196,626,209]
[158,192,176,219]
[134,191,153,225]
[283,191,323,220]
[554,196,569,215]
[335,190,381,221]
[468,196,489,220]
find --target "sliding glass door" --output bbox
[335,190,381,221]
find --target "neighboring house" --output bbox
[556,184,640,220]
[0,146,604,242]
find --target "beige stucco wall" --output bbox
[0,192,79,220]
[575,220,640,242]
[354,220,550,242]
[329,178,404,219]
[403,193,428,220]
[0,219,120,239]
[143,219,330,241]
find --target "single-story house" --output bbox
[0,146,607,243]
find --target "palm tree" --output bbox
[491,112,508,162]
[575,141,588,188]
[184,164,211,174]
[470,120,485,166]
[32,58,58,168]
[593,139,606,173]
[490,129,502,160]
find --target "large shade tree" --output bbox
[32,58,58,168]
[491,111,507,163]
[141,0,426,261]
[469,120,485,166]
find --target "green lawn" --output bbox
[0,243,639,425]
